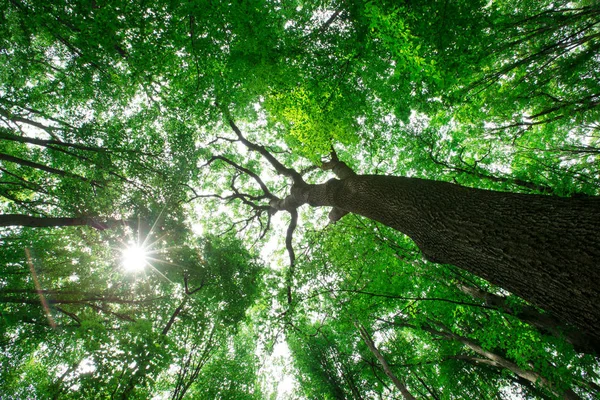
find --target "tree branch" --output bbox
[207,155,276,200]
[0,152,99,186]
[227,119,305,185]
[0,214,134,231]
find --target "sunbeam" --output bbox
[121,244,148,272]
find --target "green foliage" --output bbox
[1,0,600,398]
[0,226,264,398]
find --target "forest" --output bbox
[1,0,600,398]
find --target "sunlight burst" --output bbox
[122,244,148,272]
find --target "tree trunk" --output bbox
[439,330,581,400]
[299,175,600,339]
[457,283,600,355]
[356,322,416,400]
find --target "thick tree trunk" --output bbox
[300,175,600,339]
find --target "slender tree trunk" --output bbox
[383,318,583,400]
[0,152,93,184]
[457,283,600,355]
[299,175,600,339]
[437,330,581,400]
[0,130,107,152]
[455,355,549,399]
[356,323,416,400]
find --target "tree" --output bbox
[214,119,600,340]
[356,322,416,400]
[0,227,264,398]
[2,0,600,398]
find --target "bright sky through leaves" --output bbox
[121,244,148,273]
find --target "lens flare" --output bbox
[122,244,147,272]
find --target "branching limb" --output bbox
[205,155,276,200]
[321,147,356,179]
[227,119,305,185]
[321,147,356,222]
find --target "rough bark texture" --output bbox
[299,175,600,339]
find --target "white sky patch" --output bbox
[77,357,97,374]
[191,220,204,236]
[260,230,283,267]
[258,339,299,399]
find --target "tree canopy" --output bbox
[1,0,600,398]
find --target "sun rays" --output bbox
[121,244,148,272]
[117,210,180,286]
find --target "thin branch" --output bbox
[206,155,276,199]
[307,287,499,311]
[0,152,99,186]
[0,214,133,231]
[161,298,188,336]
[227,119,305,185]
[87,304,137,323]
[54,306,81,325]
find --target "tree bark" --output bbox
[296,174,600,339]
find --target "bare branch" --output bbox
[227,119,305,185]
[206,155,276,200]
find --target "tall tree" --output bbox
[2,0,600,397]
[212,119,600,339]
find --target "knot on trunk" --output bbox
[321,148,356,180]
[269,184,310,212]
[328,207,348,222]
